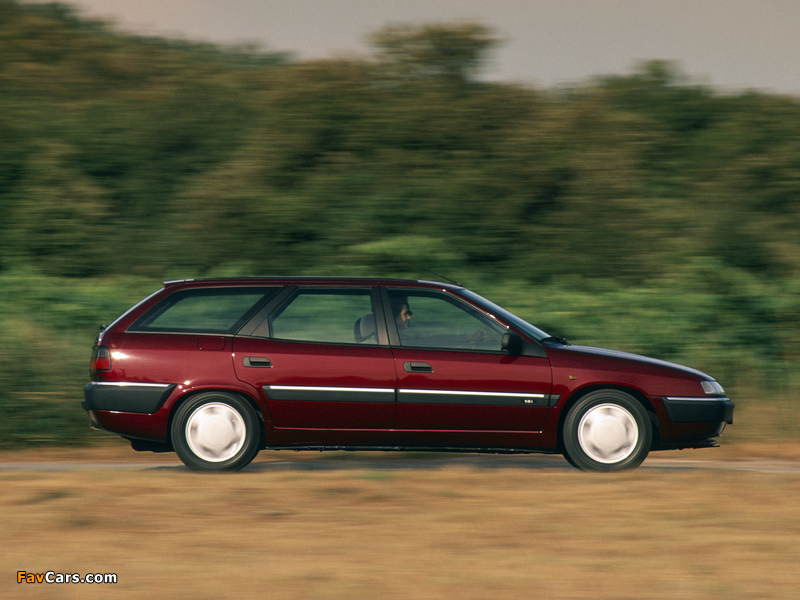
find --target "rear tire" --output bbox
[562,390,651,472]
[171,392,260,471]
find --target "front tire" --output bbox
[171,392,260,471]
[562,390,651,472]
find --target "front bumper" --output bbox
[662,396,734,424]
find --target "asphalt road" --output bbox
[2,453,799,473]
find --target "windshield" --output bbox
[458,289,551,342]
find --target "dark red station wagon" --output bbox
[83,277,733,471]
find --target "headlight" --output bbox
[701,380,726,395]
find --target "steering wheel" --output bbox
[470,328,487,350]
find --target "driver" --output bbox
[391,295,412,332]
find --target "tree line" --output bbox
[2,1,798,283]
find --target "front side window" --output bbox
[269,288,378,345]
[130,287,279,334]
[387,289,507,351]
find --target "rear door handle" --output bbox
[404,361,433,373]
[243,357,272,368]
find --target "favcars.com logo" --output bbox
[17,571,117,584]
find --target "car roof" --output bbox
[162,276,464,290]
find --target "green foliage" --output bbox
[371,22,499,85]
[0,2,798,445]
[0,269,159,446]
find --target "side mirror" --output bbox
[501,332,525,357]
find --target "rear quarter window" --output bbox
[129,287,280,334]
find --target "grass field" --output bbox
[2,444,799,600]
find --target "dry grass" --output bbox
[2,445,799,600]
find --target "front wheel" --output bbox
[562,390,652,472]
[171,392,260,471]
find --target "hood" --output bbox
[550,344,711,380]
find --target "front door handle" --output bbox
[243,357,272,368]
[404,361,433,373]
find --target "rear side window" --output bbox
[129,287,280,334]
[269,288,377,344]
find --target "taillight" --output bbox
[90,345,112,373]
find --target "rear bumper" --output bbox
[662,396,734,424]
[83,382,175,414]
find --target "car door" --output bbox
[384,287,553,444]
[233,286,396,430]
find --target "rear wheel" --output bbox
[562,390,651,472]
[171,392,260,471]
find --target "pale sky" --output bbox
[25,0,800,95]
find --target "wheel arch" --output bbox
[555,384,661,454]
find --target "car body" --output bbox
[83,277,733,471]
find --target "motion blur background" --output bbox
[1,0,798,446]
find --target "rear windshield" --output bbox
[129,287,280,334]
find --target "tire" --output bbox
[562,390,651,472]
[171,392,260,471]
